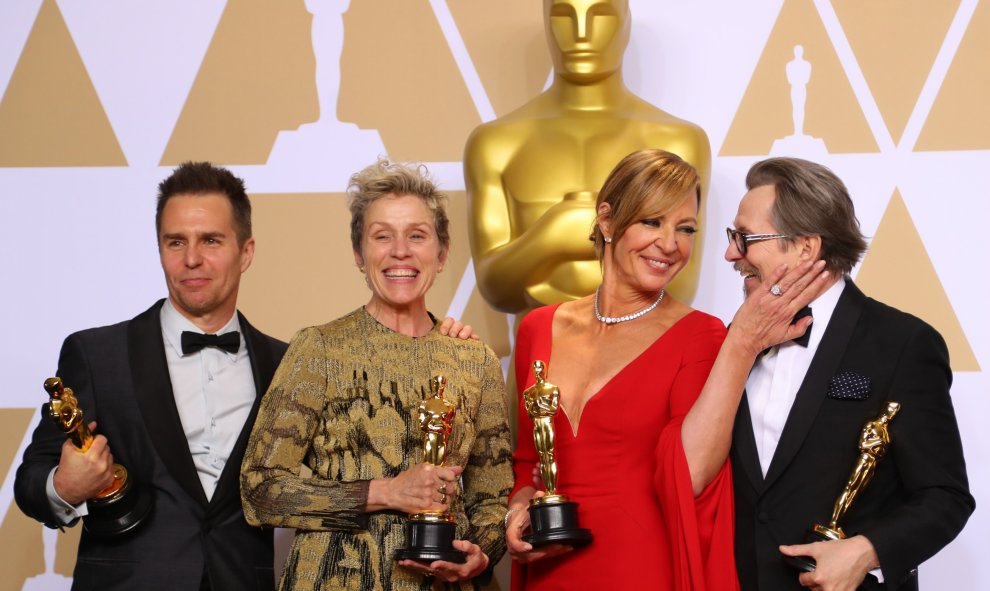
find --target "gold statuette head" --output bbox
[44,377,93,451]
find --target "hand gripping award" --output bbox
[394,375,467,564]
[44,377,152,535]
[523,360,592,547]
[786,401,901,571]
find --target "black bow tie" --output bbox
[181,331,240,355]
[791,306,813,348]
[759,306,813,358]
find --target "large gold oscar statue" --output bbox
[465,0,711,315]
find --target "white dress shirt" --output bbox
[745,276,845,477]
[48,299,257,522]
[160,299,256,501]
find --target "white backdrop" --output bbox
[0,0,986,588]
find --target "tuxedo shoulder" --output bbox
[262,333,288,352]
[64,316,132,346]
[863,296,942,338]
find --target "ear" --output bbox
[239,237,256,273]
[798,235,822,261]
[438,244,449,268]
[597,202,612,237]
[353,249,365,271]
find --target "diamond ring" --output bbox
[770,283,783,296]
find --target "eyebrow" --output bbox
[161,230,227,241]
[368,222,433,231]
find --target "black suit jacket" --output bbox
[15,300,288,591]
[732,281,974,591]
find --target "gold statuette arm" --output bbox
[464,132,597,313]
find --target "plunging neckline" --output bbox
[544,305,700,438]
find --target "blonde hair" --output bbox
[591,149,701,258]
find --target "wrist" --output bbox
[366,478,389,511]
[724,324,764,359]
[852,534,880,570]
[504,507,523,528]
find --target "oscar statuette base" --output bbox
[82,464,154,537]
[394,514,467,564]
[783,523,843,572]
[523,495,592,548]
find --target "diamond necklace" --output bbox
[594,286,665,325]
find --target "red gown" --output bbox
[511,305,739,591]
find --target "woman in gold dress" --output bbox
[241,160,512,590]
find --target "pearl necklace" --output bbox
[594,286,665,325]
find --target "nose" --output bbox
[724,239,742,262]
[390,237,411,259]
[184,243,203,267]
[654,227,677,252]
[574,9,589,40]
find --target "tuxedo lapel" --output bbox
[763,282,867,489]
[733,392,766,493]
[209,313,276,510]
[128,300,209,507]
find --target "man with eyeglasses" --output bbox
[724,157,972,591]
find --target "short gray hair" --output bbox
[347,159,450,255]
[746,157,867,275]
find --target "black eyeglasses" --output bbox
[725,228,789,255]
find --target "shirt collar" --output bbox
[778,274,846,352]
[160,299,242,357]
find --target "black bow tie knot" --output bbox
[791,306,813,348]
[181,331,240,355]
[759,306,813,358]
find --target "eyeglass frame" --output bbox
[725,227,790,255]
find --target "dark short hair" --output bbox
[591,149,701,258]
[156,162,252,246]
[347,159,449,255]
[746,157,867,275]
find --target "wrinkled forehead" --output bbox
[734,185,778,232]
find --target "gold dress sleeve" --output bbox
[241,325,370,531]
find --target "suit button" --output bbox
[757,512,769,523]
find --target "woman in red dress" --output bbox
[505,149,827,590]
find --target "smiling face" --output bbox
[601,190,698,296]
[545,0,630,83]
[725,184,806,296]
[355,193,447,316]
[159,192,255,332]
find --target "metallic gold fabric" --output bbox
[241,308,512,590]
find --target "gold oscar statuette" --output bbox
[394,375,467,564]
[786,401,901,572]
[44,377,152,536]
[522,361,592,547]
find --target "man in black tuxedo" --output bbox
[15,162,288,591]
[727,157,974,591]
